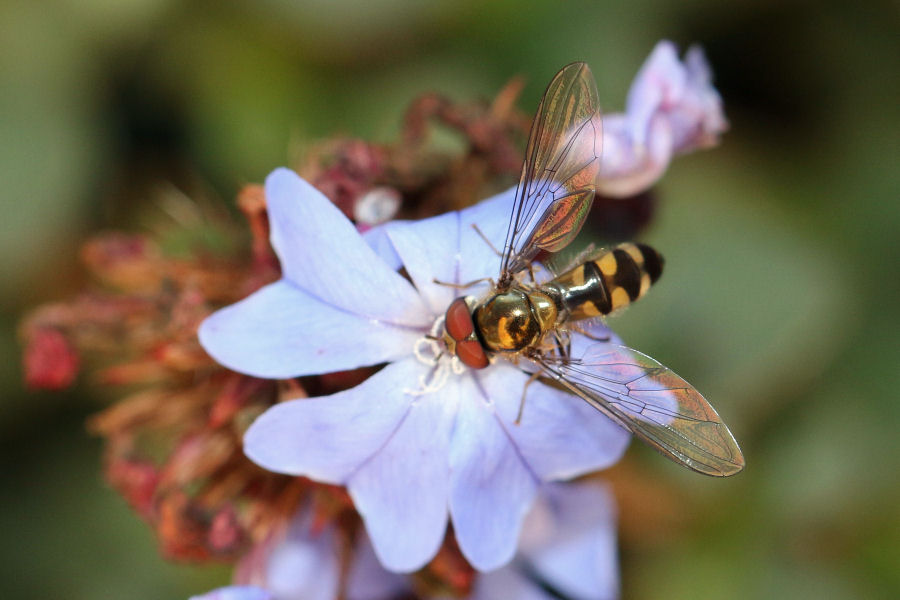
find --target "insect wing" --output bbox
[540,344,745,477]
[500,62,603,279]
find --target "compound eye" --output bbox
[445,297,474,342]
[456,339,489,369]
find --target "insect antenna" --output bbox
[470,223,502,257]
[432,277,495,289]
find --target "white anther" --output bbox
[412,336,441,365]
[430,315,446,338]
[403,362,449,397]
[450,357,466,375]
[405,314,459,396]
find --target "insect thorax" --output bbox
[474,288,558,353]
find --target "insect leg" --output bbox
[553,329,572,360]
[568,322,611,342]
[515,368,546,425]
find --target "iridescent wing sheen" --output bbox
[499,62,603,283]
[538,343,745,477]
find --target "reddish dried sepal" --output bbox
[207,505,244,554]
[107,457,159,519]
[23,327,80,390]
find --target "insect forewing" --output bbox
[500,62,603,280]
[540,344,745,477]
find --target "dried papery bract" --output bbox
[18,195,297,561]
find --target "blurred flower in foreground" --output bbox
[476,482,619,600]
[200,168,629,572]
[195,482,617,600]
[192,587,273,600]
[218,505,405,600]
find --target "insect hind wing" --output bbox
[542,344,745,477]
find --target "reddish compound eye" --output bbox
[456,340,489,369]
[445,297,474,341]
[444,298,489,369]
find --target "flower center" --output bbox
[405,315,466,396]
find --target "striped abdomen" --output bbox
[546,243,664,320]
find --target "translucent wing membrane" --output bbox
[500,62,603,282]
[539,344,745,477]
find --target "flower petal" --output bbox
[449,376,539,571]
[598,108,673,198]
[362,224,402,271]
[379,186,517,316]
[519,483,619,600]
[189,587,272,600]
[458,187,516,286]
[345,529,410,600]
[383,210,460,316]
[347,377,460,572]
[235,507,404,600]
[244,358,421,482]
[597,41,725,198]
[199,280,419,378]
[685,43,712,83]
[672,44,728,151]
[265,168,428,326]
[472,567,555,600]
[265,521,340,600]
[483,362,630,482]
[626,40,686,148]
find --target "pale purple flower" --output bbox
[234,513,342,600]
[194,507,405,600]
[473,482,619,600]
[193,482,618,600]
[597,41,728,197]
[190,586,273,600]
[199,168,629,572]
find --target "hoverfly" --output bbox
[441,62,744,477]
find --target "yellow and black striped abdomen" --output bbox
[546,242,664,320]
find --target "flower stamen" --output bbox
[404,361,449,398]
[406,315,461,396]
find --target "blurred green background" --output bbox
[1,1,897,598]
